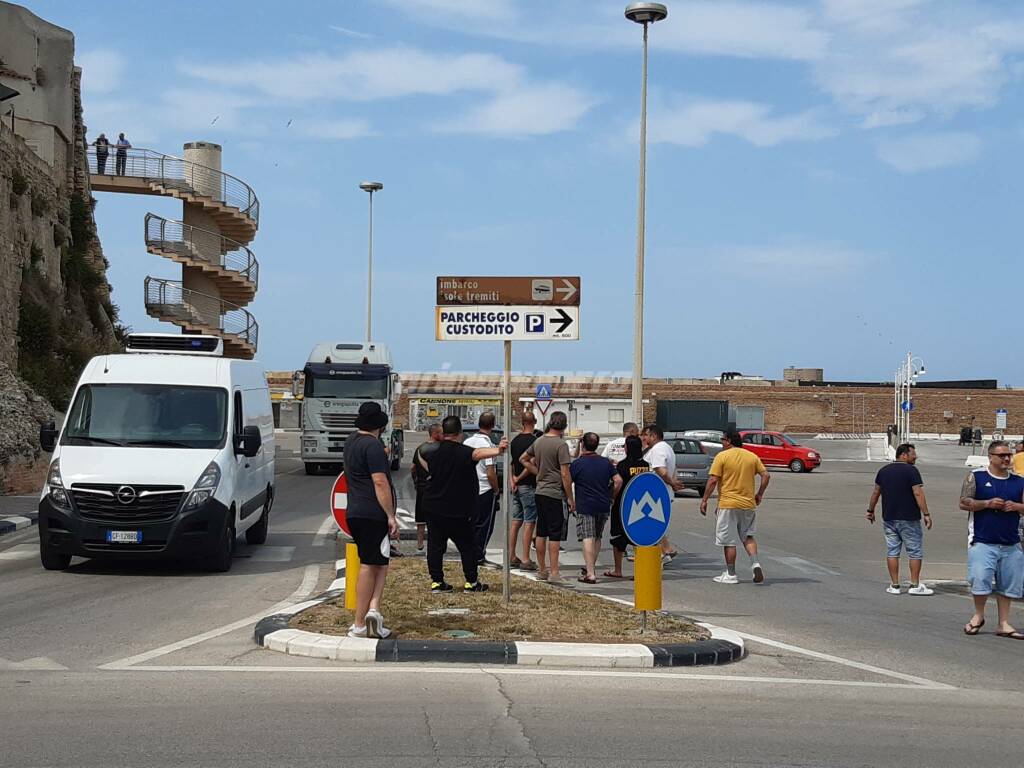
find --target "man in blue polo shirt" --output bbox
[959,440,1024,639]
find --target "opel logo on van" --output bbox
[116,486,137,505]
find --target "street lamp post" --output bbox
[359,181,383,342]
[895,352,925,443]
[625,2,668,427]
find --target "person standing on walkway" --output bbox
[115,132,131,176]
[866,443,934,595]
[521,411,575,582]
[642,424,683,562]
[700,430,770,585]
[602,422,639,466]
[464,412,500,568]
[419,416,507,593]
[342,402,400,638]
[509,411,539,571]
[571,432,622,583]
[606,435,649,578]
[410,423,442,552]
[959,440,1024,639]
[1013,441,1024,476]
[92,133,110,174]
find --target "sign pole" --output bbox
[503,339,512,604]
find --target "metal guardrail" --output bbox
[144,277,259,351]
[144,214,259,289]
[88,146,259,225]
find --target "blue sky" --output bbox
[27,0,1024,382]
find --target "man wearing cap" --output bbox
[343,402,400,638]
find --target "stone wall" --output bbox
[0,361,55,494]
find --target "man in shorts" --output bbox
[342,402,400,638]
[571,432,621,583]
[521,411,575,582]
[606,435,649,578]
[509,412,539,570]
[866,443,934,595]
[410,423,442,551]
[642,424,684,562]
[959,440,1024,638]
[419,416,507,593]
[701,430,770,585]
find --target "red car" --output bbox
[738,430,821,473]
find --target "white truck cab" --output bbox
[37,334,275,572]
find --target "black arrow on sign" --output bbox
[552,308,573,333]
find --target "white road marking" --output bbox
[98,564,321,670]
[0,544,37,561]
[0,656,68,671]
[106,664,954,690]
[312,515,336,547]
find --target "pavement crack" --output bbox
[486,669,546,768]
[422,707,442,766]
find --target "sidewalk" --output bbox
[0,495,38,538]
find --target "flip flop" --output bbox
[964,619,985,635]
[996,630,1024,640]
[603,571,625,579]
[577,575,597,584]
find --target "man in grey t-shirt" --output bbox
[522,411,575,582]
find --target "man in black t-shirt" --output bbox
[866,443,934,595]
[410,423,442,551]
[343,402,400,639]
[606,435,649,578]
[419,415,507,592]
[509,411,539,571]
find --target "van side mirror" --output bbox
[234,425,262,458]
[39,421,58,453]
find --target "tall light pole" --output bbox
[895,352,925,443]
[625,2,668,427]
[359,181,383,342]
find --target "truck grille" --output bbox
[320,413,357,430]
[71,484,185,523]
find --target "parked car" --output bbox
[664,434,714,496]
[681,428,724,453]
[738,430,820,473]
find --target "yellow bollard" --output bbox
[633,545,662,611]
[344,542,360,611]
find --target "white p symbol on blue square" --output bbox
[526,314,544,333]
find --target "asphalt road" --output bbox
[2,435,1023,767]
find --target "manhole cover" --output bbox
[441,629,476,639]
[428,608,471,616]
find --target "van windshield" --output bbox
[305,375,387,399]
[62,384,228,449]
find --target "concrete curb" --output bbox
[0,513,37,538]
[254,560,744,668]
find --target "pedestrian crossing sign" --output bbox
[535,383,552,401]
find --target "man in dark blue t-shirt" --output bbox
[867,443,933,595]
[570,432,622,583]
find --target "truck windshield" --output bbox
[62,384,228,449]
[305,375,387,399]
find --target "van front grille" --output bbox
[71,484,185,523]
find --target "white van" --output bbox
[37,334,275,572]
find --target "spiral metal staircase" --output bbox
[88,144,260,358]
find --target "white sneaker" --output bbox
[908,584,934,596]
[347,625,368,638]
[886,584,902,595]
[712,572,739,584]
[364,609,392,639]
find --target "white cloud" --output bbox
[714,242,872,275]
[381,0,517,23]
[876,132,982,173]
[436,83,597,137]
[77,50,125,95]
[328,25,371,39]
[649,99,836,147]
[295,118,372,140]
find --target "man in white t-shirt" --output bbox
[464,412,500,567]
[602,422,639,466]
[643,424,684,562]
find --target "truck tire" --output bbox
[40,540,72,571]
[245,488,271,546]
[304,462,317,475]
[209,513,236,573]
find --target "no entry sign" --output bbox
[330,472,349,535]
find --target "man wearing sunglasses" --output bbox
[959,440,1024,639]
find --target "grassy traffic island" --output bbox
[290,558,709,644]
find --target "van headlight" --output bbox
[46,460,70,509]
[184,461,221,510]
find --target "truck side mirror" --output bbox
[234,425,262,458]
[39,421,58,453]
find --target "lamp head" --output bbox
[625,2,668,24]
[359,181,383,193]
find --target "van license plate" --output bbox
[106,531,142,544]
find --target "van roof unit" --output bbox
[125,333,224,356]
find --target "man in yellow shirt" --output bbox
[1013,442,1024,476]
[701,430,771,585]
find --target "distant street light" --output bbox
[625,2,668,426]
[360,181,383,342]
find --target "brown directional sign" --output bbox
[436,276,580,306]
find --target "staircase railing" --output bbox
[144,277,259,351]
[88,146,259,224]
[144,214,259,290]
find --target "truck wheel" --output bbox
[304,462,317,475]
[40,540,72,571]
[245,489,271,546]
[209,514,236,573]
[789,459,806,473]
